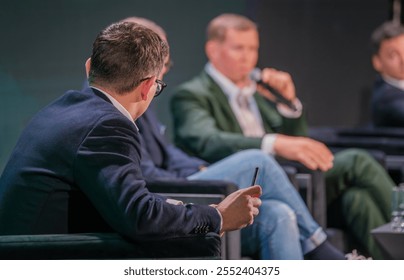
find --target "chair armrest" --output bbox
[310,126,404,183]
[146,179,238,196]
[309,126,404,156]
[337,126,404,138]
[147,179,238,206]
[0,232,221,260]
[146,179,240,259]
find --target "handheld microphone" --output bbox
[250,68,298,111]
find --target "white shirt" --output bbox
[382,74,404,91]
[205,63,302,154]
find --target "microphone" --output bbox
[250,68,298,111]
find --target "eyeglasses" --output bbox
[154,79,167,97]
[138,77,167,97]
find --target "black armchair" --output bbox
[0,179,241,260]
[307,125,404,252]
[309,126,404,183]
[147,179,240,260]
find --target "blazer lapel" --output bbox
[254,94,283,133]
[201,71,244,134]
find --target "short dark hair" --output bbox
[206,13,257,43]
[371,21,404,55]
[88,21,169,94]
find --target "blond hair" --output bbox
[206,13,257,42]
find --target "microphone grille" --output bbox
[249,68,262,81]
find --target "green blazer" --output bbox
[171,71,307,163]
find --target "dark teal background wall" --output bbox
[250,0,389,127]
[0,0,247,171]
[0,0,390,172]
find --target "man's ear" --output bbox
[372,55,382,72]
[139,77,155,101]
[205,41,218,61]
[85,58,91,78]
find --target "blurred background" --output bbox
[0,0,397,172]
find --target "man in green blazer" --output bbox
[171,13,393,259]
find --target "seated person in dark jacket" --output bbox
[371,21,404,127]
[0,21,262,243]
[127,16,353,260]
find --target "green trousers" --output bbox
[325,149,393,259]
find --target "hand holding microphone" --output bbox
[250,68,298,111]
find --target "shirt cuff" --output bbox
[276,98,303,118]
[166,198,184,205]
[210,204,223,232]
[261,133,278,155]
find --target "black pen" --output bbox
[251,167,259,186]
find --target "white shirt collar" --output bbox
[382,74,404,91]
[90,86,137,127]
[204,63,257,99]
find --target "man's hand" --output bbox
[274,134,334,171]
[217,185,262,234]
[257,68,296,102]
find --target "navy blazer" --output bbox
[0,87,220,239]
[371,75,404,127]
[137,108,207,179]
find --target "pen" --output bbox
[251,167,259,186]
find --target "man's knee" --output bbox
[235,149,280,170]
[260,200,297,224]
[335,148,375,165]
[238,149,270,160]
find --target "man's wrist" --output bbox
[261,133,277,155]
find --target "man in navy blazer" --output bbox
[371,21,404,127]
[0,21,262,240]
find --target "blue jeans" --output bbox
[188,149,326,259]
